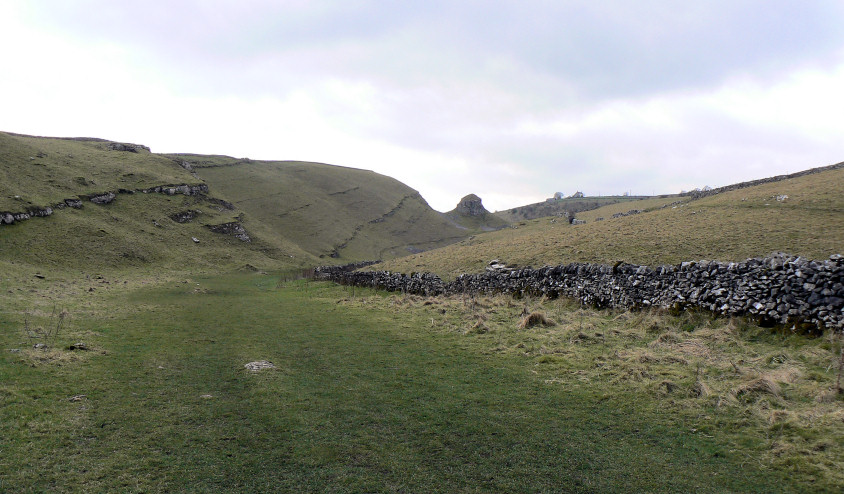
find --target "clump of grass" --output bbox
[815,389,842,403]
[733,377,782,398]
[690,379,711,398]
[466,319,488,334]
[650,332,683,346]
[518,312,555,329]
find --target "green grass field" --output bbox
[3,274,840,492]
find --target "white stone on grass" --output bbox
[244,360,275,371]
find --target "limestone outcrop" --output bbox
[206,221,251,242]
[455,194,488,217]
[1,183,211,227]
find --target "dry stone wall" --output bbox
[316,253,844,332]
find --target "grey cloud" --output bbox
[30,1,844,100]
[10,1,844,211]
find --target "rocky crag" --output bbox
[445,194,510,232]
[454,194,487,216]
[316,253,844,332]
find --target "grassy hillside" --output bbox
[378,166,844,278]
[495,195,654,222]
[181,156,469,261]
[1,132,475,274]
[0,133,194,211]
[0,132,317,275]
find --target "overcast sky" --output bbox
[2,1,844,211]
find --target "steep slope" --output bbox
[377,165,844,279]
[0,132,316,273]
[179,156,468,260]
[1,132,475,271]
[0,132,193,210]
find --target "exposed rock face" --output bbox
[107,142,151,153]
[244,360,275,371]
[612,209,643,219]
[206,221,251,242]
[316,252,844,332]
[88,192,116,204]
[170,210,202,223]
[1,207,53,225]
[455,194,488,217]
[139,184,208,196]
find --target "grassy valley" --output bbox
[1,132,477,277]
[1,131,843,492]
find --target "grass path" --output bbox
[1,275,803,492]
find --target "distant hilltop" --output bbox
[444,194,509,232]
[455,194,488,216]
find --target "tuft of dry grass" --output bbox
[518,312,556,329]
[733,377,782,398]
[690,379,711,398]
[650,332,683,346]
[466,320,488,334]
[815,389,842,403]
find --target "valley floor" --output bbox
[1,274,841,492]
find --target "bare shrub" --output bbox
[23,307,69,349]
